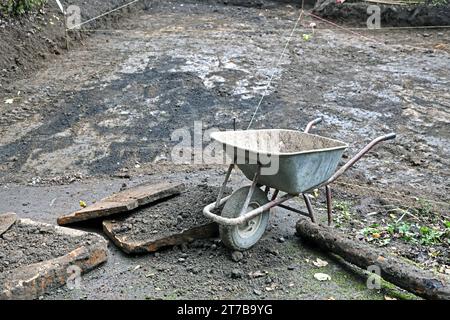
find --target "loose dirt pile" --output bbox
[313,0,450,27]
[0,219,99,273]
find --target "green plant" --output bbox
[397,222,415,242]
[334,200,352,219]
[386,223,397,235]
[430,0,449,6]
[419,226,444,245]
[362,224,380,236]
[0,0,47,16]
[444,220,450,229]
[360,223,391,246]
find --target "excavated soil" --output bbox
[0,0,449,300]
[0,0,153,85]
[0,220,99,274]
[313,0,450,27]
[108,184,230,243]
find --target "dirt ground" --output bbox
[106,184,230,243]
[313,0,450,27]
[0,0,449,299]
[0,219,99,274]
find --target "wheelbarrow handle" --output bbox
[325,132,396,185]
[304,117,323,133]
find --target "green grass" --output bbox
[0,0,47,16]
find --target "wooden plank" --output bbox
[0,213,16,236]
[102,185,228,254]
[103,220,218,254]
[57,182,185,225]
[0,219,108,300]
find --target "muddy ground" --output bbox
[0,0,449,299]
[0,172,402,300]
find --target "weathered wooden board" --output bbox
[57,182,185,225]
[0,213,16,236]
[0,218,108,300]
[103,220,218,254]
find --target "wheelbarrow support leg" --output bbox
[326,186,332,226]
[239,165,261,216]
[303,194,316,223]
[215,164,234,209]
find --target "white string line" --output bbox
[246,9,304,130]
[67,0,140,30]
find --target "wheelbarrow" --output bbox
[203,117,396,251]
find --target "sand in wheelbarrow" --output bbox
[0,215,108,299]
[103,184,231,254]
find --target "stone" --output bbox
[231,251,244,262]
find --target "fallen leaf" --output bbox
[79,200,87,208]
[302,34,311,41]
[265,283,277,292]
[312,189,319,198]
[313,258,328,268]
[372,233,381,239]
[314,273,331,281]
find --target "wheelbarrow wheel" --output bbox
[219,186,270,251]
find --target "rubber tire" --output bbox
[219,186,270,251]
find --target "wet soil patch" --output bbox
[0,219,100,273]
[0,54,261,177]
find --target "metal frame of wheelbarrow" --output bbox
[203,118,396,227]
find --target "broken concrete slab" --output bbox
[103,184,230,254]
[57,182,185,226]
[0,218,108,300]
[0,212,16,236]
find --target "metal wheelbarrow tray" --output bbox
[203,117,396,251]
[212,129,348,195]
